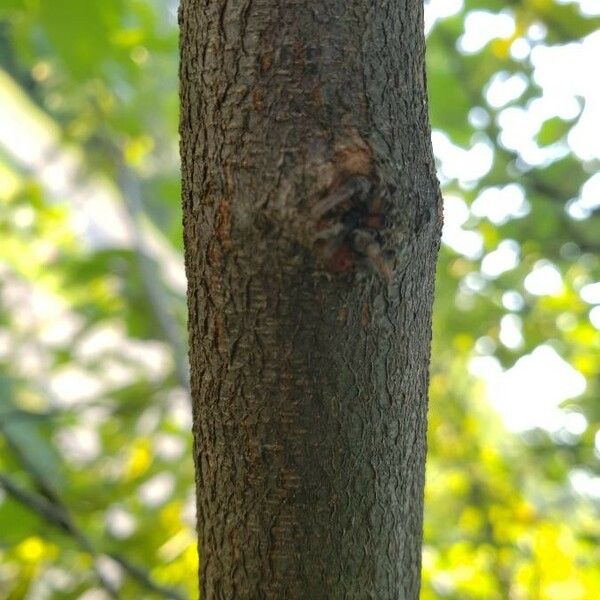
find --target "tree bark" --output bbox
[179,1,442,598]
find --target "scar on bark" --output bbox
[309,130,395,281]
[215,198,232,250]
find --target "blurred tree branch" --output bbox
[0,473,187,600]
[0,473,121,598]
[117,163,190,392]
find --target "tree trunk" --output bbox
[179,0,442,597]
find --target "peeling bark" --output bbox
[179,1,442,598]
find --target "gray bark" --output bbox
[179,1,442,598]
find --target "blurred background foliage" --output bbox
[0,0,598,598]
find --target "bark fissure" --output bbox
[180,1,442,597]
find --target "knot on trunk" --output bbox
[307,130,403,281]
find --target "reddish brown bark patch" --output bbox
[215,198,232,249]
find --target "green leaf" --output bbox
[0,376,65,493]
[536,116,573,146]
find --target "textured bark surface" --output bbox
[179,1,442,598]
